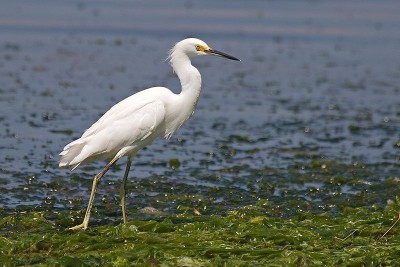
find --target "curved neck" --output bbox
[164,48,203,137]
[169,51,202,95]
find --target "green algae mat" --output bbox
[2,159,400,266]
[1,203,400,266]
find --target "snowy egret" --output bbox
[59,38,239,230]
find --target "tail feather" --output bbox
[59,142,86,170]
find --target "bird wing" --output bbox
[81,94,158,139]
[60,97,167,168]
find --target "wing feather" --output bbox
[59,98,166,168]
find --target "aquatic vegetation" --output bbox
[1,200,400,266]
[1,159,400,266]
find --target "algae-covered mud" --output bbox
[2,204,400,266]
[0,0,399,266]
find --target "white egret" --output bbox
[59,38,239,230]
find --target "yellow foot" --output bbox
[69,222,88,231]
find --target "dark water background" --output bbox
[0,1,399,221]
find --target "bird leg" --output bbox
[69,155,120,230]
[120,159,132,224]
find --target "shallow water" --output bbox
[0,0,399,223]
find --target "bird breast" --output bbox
[163,92,198,139]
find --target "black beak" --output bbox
[207,48,240,61]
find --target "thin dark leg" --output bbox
[120,159,132,223]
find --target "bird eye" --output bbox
[195,44,201,51]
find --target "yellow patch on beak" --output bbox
[195,44,209,52]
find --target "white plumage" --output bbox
[60,38,239,230]
[60,89,170,169]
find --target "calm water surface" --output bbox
[0,0,399,220]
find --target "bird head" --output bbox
[171,38,240,61]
